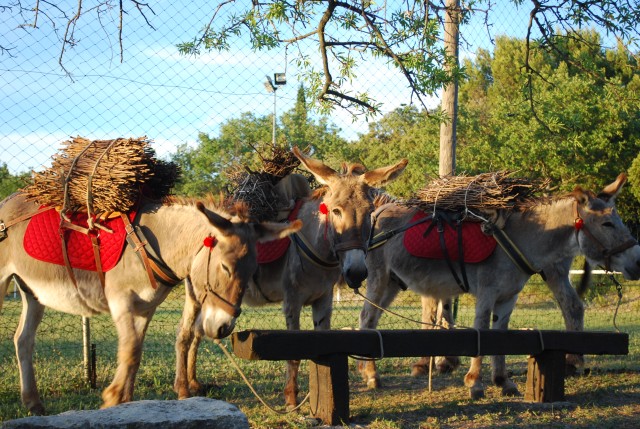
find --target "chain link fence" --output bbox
[1,0,637,419]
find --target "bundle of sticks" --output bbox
[22,136,178,215]
[226,142,304,221]
[406,171,549,212]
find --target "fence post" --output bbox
[82,316,93,385]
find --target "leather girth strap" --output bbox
[483,221,546,280]
[433,214,470,293]
[120,213,182,289]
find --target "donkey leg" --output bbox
[187,330,205,395]
[14,285,46,415]
[283,300,302,410]
[491,296,521,397]
[412,297,460,377]
[546,261,586,375]
[464,302,492,399]
[411,296,438,377]
[102,308,154,408]
[175,279,202,399]
[357,276,399,389]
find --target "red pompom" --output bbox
[319,203,329,215]
[574,217,584,230]
[203,236,217,248]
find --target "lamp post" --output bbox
[264,73,286,145]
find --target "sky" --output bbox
[1,1,537,175]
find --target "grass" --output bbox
[1,277,640,428]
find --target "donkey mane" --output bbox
[340,162,367,176]
[515,192,574,212]
[162,195,251,220]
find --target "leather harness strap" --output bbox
[0,205,56,240]
[120,213,182,289]
[434,214,471,293]
[121,213,159,289]
[292,231,339,269]
[482,220,546,280]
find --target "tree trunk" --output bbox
[439,0,460,177]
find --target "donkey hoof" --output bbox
[366,376,381,389]
[28,403,45,416]
[285,403,299,413]
[436,356,461,374]
[411,364,428,377]
[469,386,485,400]
[501,384,521,397]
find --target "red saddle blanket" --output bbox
[23,207,132,272]
[256,236,291,264]
[256,200,303,264]
[403,211,497,263]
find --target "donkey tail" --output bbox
[576,260,592,298]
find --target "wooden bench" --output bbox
[231,329,628,425]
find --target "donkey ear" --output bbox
[361,158,408,188]
[196,201,233,235]
[598,173,627,201]
[292,146,337,185]
[572,186,590,206]
[254,219,303,243]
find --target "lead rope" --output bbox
[353,287,453,392]
[214,339,311,414]
[608,273,624,332]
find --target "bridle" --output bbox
[198,236,243,318]
[574,202,638,272]
[295,200,369,269]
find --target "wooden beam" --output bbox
[525,350,566,402]
[230,329,629,426]
[309,354,350,425]
[231,329,628,361]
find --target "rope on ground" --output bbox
[214,339,310,415]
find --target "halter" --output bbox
[574,202,638,272]
[320,201,368,255]
[293,200,368,269]
[199,238,243,318]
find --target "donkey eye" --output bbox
[221,263,231,276]
[602,221,614,228]
[332,208,342,218]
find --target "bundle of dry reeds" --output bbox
[226,142,304,222]
[406,171,549,212]
[22,136,178,214]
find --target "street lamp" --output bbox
[264,73,286,144]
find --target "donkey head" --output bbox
[193,202,302,338]
[573,173,640,280]
[293,147,408,288]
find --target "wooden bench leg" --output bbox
[525,350,566,402]
[309,354,349,425]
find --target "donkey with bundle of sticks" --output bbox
[358,174,640,399]
[174,147,408,409]
[0,192,301,414]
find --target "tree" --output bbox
[178,0,465,117]
[351,30,640,214]
[175,1,640,119]
[350,105,441,197]
[456,33,640,192]
[4,0,156,76]
[172,88,349,196]
[0,164,29,200]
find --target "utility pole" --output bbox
[264,73,287,145]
